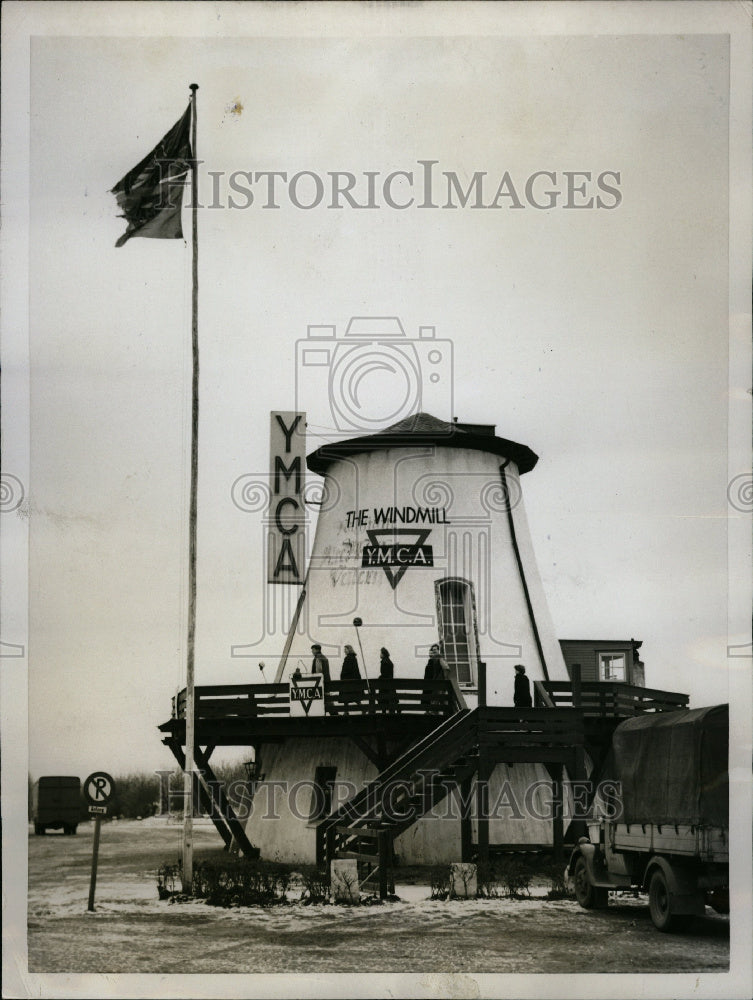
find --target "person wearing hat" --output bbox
[311,644,330,683]
[513,663,532,708]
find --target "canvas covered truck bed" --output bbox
[608,703,728,828]
[570,704,729,931]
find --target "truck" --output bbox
[567,703,728,932]
[32,776,81,835]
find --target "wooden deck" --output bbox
[160,674,689,746]
[158,671,691,866]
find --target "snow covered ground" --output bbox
[25,820,729,976]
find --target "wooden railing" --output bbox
[172,679,461,721]
[316,708,476,865]
[477,707,584,749]
[171,677,687,722]
[533,680,688,716]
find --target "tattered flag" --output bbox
[111,103,192,248]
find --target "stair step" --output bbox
[334,823,379,836]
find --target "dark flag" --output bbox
[111,103,192,248]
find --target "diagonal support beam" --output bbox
[164,738,233,849]
[350,735,381,768]
[193,744,259,859]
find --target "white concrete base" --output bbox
[331,858,360,903]
[450,862,477,898]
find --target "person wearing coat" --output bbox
[340,645,361,680]
[339,644,361,715]
[379,647,394,680]
[423,643,450,712]
[379,647,397,713]
[310,644,331,683]
[513,663,532,707]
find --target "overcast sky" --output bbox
[2,6,749,783]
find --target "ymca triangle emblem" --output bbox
[361,528,434,590]
[289,674,324,717]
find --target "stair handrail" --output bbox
[316,707,477,835]
[318,709,481,864]
[533,680,556,708]
[448,674,468,712]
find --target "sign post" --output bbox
[83,771,115,912]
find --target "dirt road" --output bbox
[27,820,729,975]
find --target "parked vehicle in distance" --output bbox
[32,776,81,835]
[567,704,728,932]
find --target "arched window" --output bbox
[435,578,479,686]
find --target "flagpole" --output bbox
[182,82,199,895]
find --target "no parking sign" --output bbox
[83,771,116,912]
[84,771,115,811]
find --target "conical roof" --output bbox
[306,412,538,476]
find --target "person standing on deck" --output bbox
[340,645,360,680]
[513,663,532,707]
[424,643,450,712]
[311,644,331,682]
[340,644,361,716]
[379,647,397,713]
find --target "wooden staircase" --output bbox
[316,702,590,898]
[316,708,478,870]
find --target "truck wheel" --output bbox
[573,856,608,910]
[648,869,693,932]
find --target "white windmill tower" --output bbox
[276,411,569,701]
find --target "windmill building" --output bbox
[159,411,687,875]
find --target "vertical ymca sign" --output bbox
[268,412,306,584]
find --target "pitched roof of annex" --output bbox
[306,412,539,477]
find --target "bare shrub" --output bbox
[496,856,532,899]
[299,865,330,905]
[476,860,502,899]
[156,860,181,900]
[156,857,290,907]
[543,859,574,900]
[429,865,451,900]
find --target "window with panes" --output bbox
[436,578,477,686]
